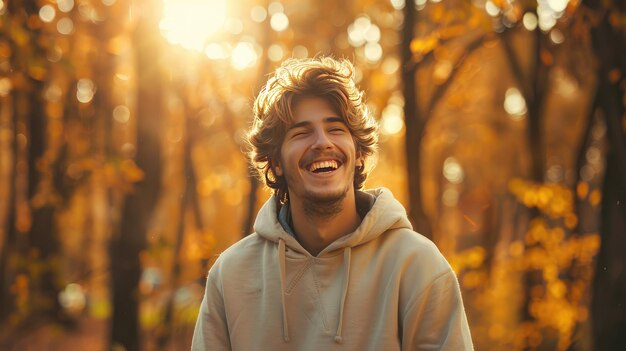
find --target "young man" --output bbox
[192,57,473,350]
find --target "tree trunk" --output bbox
[157,89,202,349]
[587,2,626,349]
[401,0,432,238]
[242,0,273,237]
[4,0,64,329]
[0,90,17,325]
[109,7,164,351]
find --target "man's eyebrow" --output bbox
[287,116,345,131]
[287,120,311,131]
[325,117,346,124]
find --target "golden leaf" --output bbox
[410,36,438,56]
[589,189,601,206]
[121,159,145,183]
[576,181,589,199]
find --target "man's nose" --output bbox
[311,129,333,150]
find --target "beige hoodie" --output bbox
[192,188,473,350]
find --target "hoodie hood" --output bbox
[253,187,413,256]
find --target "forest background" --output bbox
[0,0,624,350]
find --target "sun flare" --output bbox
[160,0,227,52]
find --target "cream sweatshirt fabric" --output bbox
[192,188,473,350]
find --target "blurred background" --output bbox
[0,0,624,350]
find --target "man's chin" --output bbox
[301,188,349,217]
[304,187,347,203]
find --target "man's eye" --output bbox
[329,128,345,133]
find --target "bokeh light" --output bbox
[113,105,130,123]
[270,12,289,32]
[547,0,569,12]
[76,79,95,103]
[381,103,404,135]
[268,44,284,62]
[231,41,257,70]
[381,57,400,74]
[550,29,565,44]
[160,0,227,52]
[268,1,284,15]
[504,87,527,119]
[57,17,74,35]
[348,16,371,47]
[443,157,464,184]
[44,84,63,102]
[39,5,56,23]
[364,42,383,63]
[57,0,75,13]
[523,12,538,31]
[390,0,405,10]
[250,5,267,22]
[485,1,500,17]
[58,283,86,315]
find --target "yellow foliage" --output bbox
[450,246,486,272]
[121,159,145,183]
[589,189,602,206]
[576,181,589,199]
[89,300,111,319]
[508,178,574,218]
[466,176,601,350]
[564,213,578,229]
[410,36,438,56]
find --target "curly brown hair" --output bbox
[246,56,379,203]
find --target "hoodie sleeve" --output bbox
[191,264,231,351]
[401,269,474,351]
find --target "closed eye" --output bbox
[290,130,309,138]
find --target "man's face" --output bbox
[274,97,360,207]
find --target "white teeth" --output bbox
[309,160,339,172]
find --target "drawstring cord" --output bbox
[334,246,351,344]
[278,239,290,342]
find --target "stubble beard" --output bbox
[301,186,349,219]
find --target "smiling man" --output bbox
[192,57,473,350]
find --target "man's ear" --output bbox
[270,158,283,176]
[356,154,364,168]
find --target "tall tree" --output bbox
[109,3,164,349]
[0,0,64,335]
[586,0,626,349]
[402,0,432,237]
[242,0,273,238]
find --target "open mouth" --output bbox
[307,159,340,174]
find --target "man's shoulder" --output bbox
[377,227,451,273]
[217,233,266,260]
[210,233,268,272]
[382,227,440,253]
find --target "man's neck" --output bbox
[289,191,361,256]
